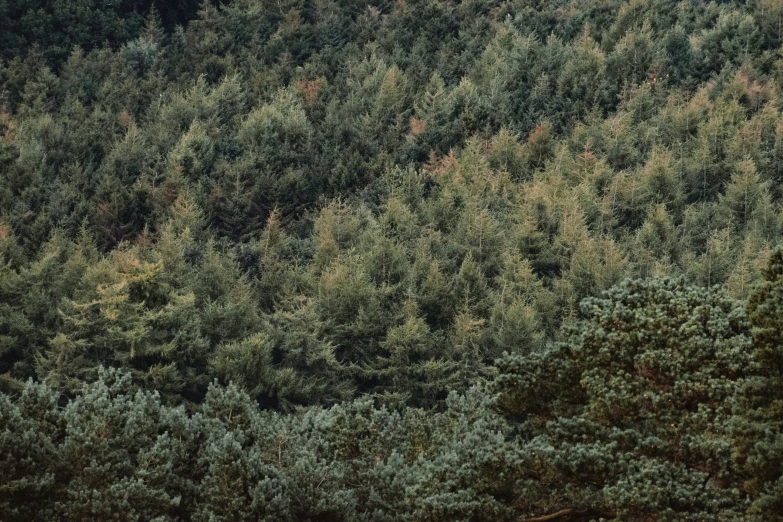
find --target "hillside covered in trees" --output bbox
[3,0,783,519]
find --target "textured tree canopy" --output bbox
[2,0,783,519]
[496,278,755,519]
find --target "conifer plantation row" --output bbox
[2,0,783,519]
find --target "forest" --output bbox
[2,0,783,519]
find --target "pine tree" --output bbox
[721,158,770,232]
[733,248,783,517]
[495,278,753,520]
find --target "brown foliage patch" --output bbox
[118,108,132,128]
[295,77,325,106]
[423,149,458,176]
[409,117,426,136]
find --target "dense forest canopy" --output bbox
[2,0,783,519]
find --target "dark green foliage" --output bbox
[0,1,208,66]
[1,276,776,520]
[3,0,783,519]
[496,278,754,519]
[0,369,522,521]
[733,248,783,518]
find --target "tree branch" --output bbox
[524,509,587,522]
[524,508,616,522]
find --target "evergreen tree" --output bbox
[496,278,754,520]
[733,248,783,517]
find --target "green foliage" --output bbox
[496,278,754,520]
[4,275,779,520]
[4,0,783,519]
[0,369,521,521]
[733,248,783,518]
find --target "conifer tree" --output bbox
[733,248,783,517]
[496,278,753,520]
